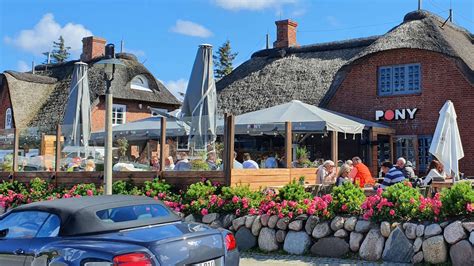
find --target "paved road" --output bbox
[240,252,410,266]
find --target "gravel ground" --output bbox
[239,252,411,266]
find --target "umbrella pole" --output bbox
[104,84,113,195]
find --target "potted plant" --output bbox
[295,146,312,168]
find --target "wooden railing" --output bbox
[230,168,318,190]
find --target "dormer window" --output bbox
[131,75,152,92]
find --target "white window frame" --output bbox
[378,63,421,96]
[112,104,127,125]
[131,75,152,92]
[5,108,12,129]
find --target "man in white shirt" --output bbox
[242,153,259,169]
[233,152,243,169]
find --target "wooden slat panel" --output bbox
[232,169,291,176]
[290,168,317,183]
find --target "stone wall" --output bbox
[190,213,474,265]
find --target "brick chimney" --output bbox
[273,19,298,48]
[80,36,106,61]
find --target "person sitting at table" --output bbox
[395,157,414,180]
[206,151,218,170]
[164,156,175,171]
[84,159,95,171]
[233,152,243,169]
[336,163,352,186]
[377,161,406,189]
[174,152,191,171]
[265,153,278,168]
[67,157,82,172]
[150,156,160,171]
[351,157,375,188]
[317,160,337,184]
[242,153,259,169]
[423,160,449,185]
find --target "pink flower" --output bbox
[467,203,473,212]
[235,209,241,216]
[249,208,257,215]
[86,190,93,196]
[232,196,239,204]
[410,198,415,204]
[341,204,348,211]
[145,191,151,196]
[389,209,395,216]
[201,208,208,216]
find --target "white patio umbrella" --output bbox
[429,100,464,180]
[181,44,217,150]
[62,62,91,151]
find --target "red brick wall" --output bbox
[0,83,13,129]
[80,36,106,62]
[91,97,175,132]
[326,48,474,176]
[274,20,298,48]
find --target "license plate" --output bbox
[194,259,215,266]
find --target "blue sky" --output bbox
[1,0,473,99]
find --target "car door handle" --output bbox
[14,249,25,255]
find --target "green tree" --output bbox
[213,40,238,79]
[43,36,71,64]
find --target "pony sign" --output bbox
[375,108,418,121]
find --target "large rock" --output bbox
[450,240,473,266]
[210,220,223,228]
[184,214,197,223]
[221,214,235,229]
[334,229,348,238]
[344,217,357,231]
[258,228,279,252]
[440,221,450,228]
[251,216,262,236]
[359,229,385,261]
[202,213,219,224]
[355,220,371,233]
[311,237,349,258]
[349,232,364,252]
[295,214,308,220]
[305,216,319,235]
[288,220,303,231]
[330,216,345,231]
[276,230,286,243]
[260,214,270,227]
[382,227,414,263]
[416,224,425,237]
[425,223,443,238]
[412,251,424,264]
[444,221,467,244]
[235,227,256,251]
[276,217,290,230]
[268,215,278,229]
[462,222,474,233]
[312,222,331,239]
[380,221,391,237]
[414,237,422,252]
[232,216,246,231]
[404,222,417,240]
[470,232,474,245]
[283,231,312,255]
[422,235,448,264]
[245,215,256,228]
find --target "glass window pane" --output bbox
[96,204,170,223]
[0,211,50,239]
[36,214,60,238]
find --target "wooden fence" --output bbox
[230,168,318,190]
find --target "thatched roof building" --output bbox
[216,10,474,115]
[1,45,180,132]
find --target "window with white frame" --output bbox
[378,63,421,96]
[112,104,126,125]
[131,75,152,92]
[5,108,12,129]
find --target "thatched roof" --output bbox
[217,10,474,115]
[2,53,180,132]
[2,71,57,129]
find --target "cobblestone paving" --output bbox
[240,252,411,266]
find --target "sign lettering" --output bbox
[375,108,418,121]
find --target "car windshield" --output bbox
[0,211,60,239]
[96,204,170,223]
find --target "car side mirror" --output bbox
[0,228,9,238]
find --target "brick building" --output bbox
[217,10,474,176]
[0,36,181,133]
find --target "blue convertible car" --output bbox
[0,195,239,266]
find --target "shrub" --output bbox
[440,181,474,217]
[419,193,442,221]
[220,184,262,216]
[64,183,100,198]
[330,182,365,215]
[382,182,421,220]
[278,179,311,202]
[113,179,142,196]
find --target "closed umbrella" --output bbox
[181,44,217,150]
[63,62,91,152]
[429,100,464,180]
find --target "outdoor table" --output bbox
[431,180,454,190]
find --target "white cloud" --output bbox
[17,60,30,72]
[126,49,146,57]
[170,20,213,38]
[162,79,188,102]
[326,15,342,27]
[214,0,298,11]
[4,13,92,57]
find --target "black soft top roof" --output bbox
[10,195,180,236]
